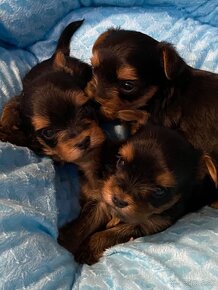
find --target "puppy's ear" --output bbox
[203,154,217,188]
[159,42,187,80]
[53,51,68,71]
[0,95,29,147]
[1,96,21,130]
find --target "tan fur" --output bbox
[70,90,89,106]
[85,76,98,99]
[117,66,138,80]
[93,31,111,51]
[204,154,217,187]
[118,109,150,134]
[210,201,218,208]
[156,171,176,188]
[32,115,50,131]
[119,143,134,162]
[91,51,100,67]
[53,51,66,68]
[106,217,121,229]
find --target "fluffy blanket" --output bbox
[0,1,218,289]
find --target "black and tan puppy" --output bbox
[0,20,105,164]
[87,28,218,167]
[59,123,217,265]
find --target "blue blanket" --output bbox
[0,1,218,289]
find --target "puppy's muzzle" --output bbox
[76,136,90,150]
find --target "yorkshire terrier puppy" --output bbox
[0,20,105,164]
[87,28,218,168]
[59,123,217,265]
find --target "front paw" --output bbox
[74,246,102,265]
[58,226,82,254]
[74,233,106,265]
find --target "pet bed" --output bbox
[0,1,218,289]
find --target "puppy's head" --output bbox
[24,73,105,162]
[88,29,188,119]
[102,125,216,224]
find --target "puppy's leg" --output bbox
[74,223,143,265]
[58,200,110,254]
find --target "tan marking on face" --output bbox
[102,175,134,208]
[97,87,120,119]
[32,115,50,131]
[91,51,100,67]
[119,143,134,162]
[37,122,105,163]
[117,66,138,80]
[156,171,176,188]
[98,85,158,119]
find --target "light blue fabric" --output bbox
[0,1,218,289]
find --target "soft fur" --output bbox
[87,28,218,167]
[58,124,217,265]
[0,20,106,164]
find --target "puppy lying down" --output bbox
[59,123,217,265]
[87,28,218,169]
[0,21,217,265]
[0,20,105,165]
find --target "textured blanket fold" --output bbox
[0,1,218,289]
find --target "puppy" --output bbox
[58,123,217,265]
[87,28,218,167]
[0,20,105,164]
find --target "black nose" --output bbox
[112,196,128,208]
[76,136,90,150]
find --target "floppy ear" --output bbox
[0,96,30,147]
[53,51,92,88]
[159,42,187,80]
[203,154,217,188]
[1,96,22,130]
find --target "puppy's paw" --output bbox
[58,226,82,254]
[74,246,102,265]
[118,109,150,134]
[74,232,107,265]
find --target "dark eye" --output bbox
[120,81,136,94]
[116,157,126,169]
[152,187,169,199]
[40,128,56,140]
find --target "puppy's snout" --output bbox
[76,136,90,150]
[112,196,128,208]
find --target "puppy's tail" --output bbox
[54,19,84,57]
